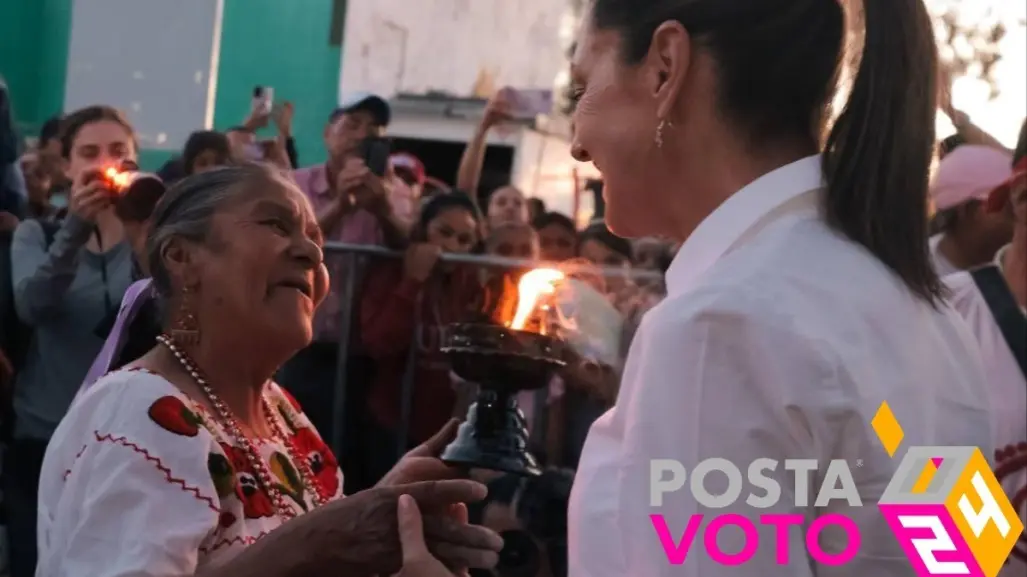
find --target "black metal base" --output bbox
[441,390,541,476]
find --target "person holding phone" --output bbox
[282,92,410,446]
[3,105,137,577]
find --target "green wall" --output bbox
[214,0,343,168]
[1,0,342,170]
[0,0,73,137]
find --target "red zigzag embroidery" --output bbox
[93,431,220,514]
[200,532,270,555]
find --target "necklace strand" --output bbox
[157,335,326,519]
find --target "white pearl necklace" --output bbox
[157,335,326,519]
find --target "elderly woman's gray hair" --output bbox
[146,162,289,298]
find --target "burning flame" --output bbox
[509,268,566,331]
[104,167,131,191]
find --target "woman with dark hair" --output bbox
[533,212,577,262]
[37,164,501,576]
[564,1,991,575]
[358,192,485,484]
[4,105,140,577]
[182,130,232,176]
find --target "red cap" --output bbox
[390,153,426,185]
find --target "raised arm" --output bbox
[455,89,512,210]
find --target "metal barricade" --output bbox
[321,241,664,465]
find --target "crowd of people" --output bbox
[0,0,1024,574]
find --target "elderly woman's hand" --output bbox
[236,479,501,576]
[379,419,463,487]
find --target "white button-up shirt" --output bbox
[568,155,994,576]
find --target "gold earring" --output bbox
[171,286,200,345]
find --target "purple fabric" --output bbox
[77,279,154,397]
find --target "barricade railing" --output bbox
[320,241,665,470]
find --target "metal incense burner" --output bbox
[439,322,567,476]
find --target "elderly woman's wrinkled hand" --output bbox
[257,478,501,575]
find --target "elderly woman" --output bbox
[37,163,502,576]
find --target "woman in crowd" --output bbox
[533,211,578,262]
[183,130,232,176]
[359,192,485,483]
[928,144,1015,275]
[4,105,137,577]
[486,221,539,260]
[484,186,529,230]
[565,0,991,575]
[38,164,502,576]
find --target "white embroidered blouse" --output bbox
[36,368,345,577]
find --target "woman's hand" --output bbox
[69,169,113,222]
[396,494,470,577]
[481,88,513,131]
[380,419,463,487]
[404,243,442,283]
[239,479,502,576]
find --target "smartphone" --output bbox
[251,86,273,116]
[504,88,553,120]
[358,137,392,177]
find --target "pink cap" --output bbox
[931,145,1013,211]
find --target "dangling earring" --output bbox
[171,286,200,345]
[655,119,674,148]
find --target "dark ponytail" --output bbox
[823,0,942,303]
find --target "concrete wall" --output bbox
[339,0,571,98]
[64,0,223,153]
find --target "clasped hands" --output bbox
[250,419,501,577]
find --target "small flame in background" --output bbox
[104,167,131,191]
[508,268,566,332]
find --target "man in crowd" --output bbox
[278,93,411,480]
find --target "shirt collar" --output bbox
[666,154,824,296]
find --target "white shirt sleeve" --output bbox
[610,298,841,577]
[38,375,221,577]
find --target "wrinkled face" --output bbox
[65,120,137,185]
[425,207,479,254]
[569,12,694,239]
[190,148,228,175]
[325,109,379,160]
[488,186,529,228]
[488,226,540,259]
[168,178,329,356]
[537,223,576,262]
